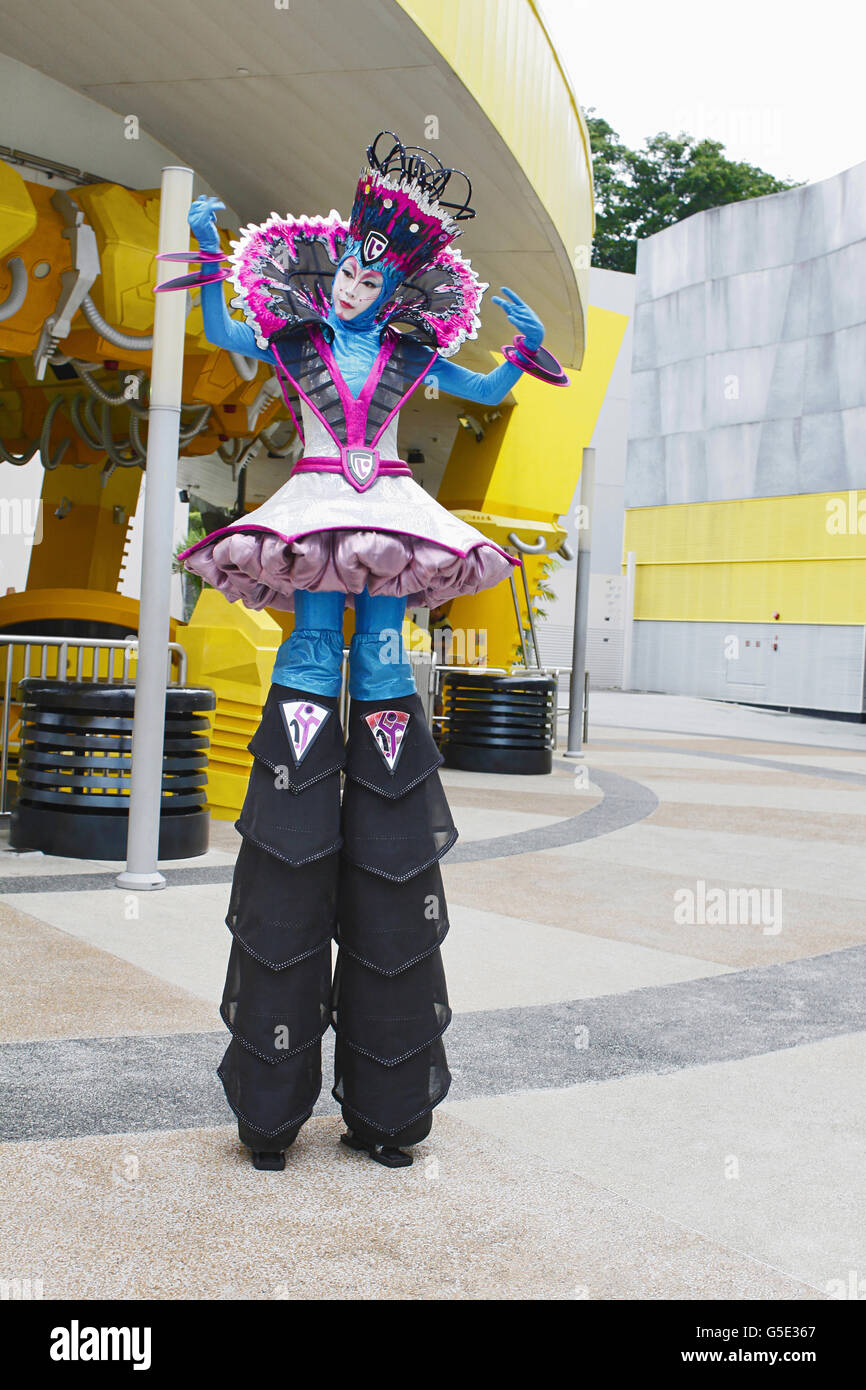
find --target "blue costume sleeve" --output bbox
[198,279,274,364]
[430,284,548,404]
[188,195,273,363]
[431,357,524,406]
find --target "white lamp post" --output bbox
[117,165,193,891]
[564,447,595,758]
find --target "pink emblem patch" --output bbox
[365,709,410,772]
[279,700,330,764]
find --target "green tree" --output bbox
[172,509,210,622]
[585,110,802,273]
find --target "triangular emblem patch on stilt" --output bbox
[364,709,410,773]
[279,699,330,764]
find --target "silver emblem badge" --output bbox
[343,447,379,491]
[363,230,389,262]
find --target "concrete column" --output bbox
[565,447,595,758]
[117,166,193,891]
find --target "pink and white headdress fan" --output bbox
[218,131,489,357]
[344,131,489,357]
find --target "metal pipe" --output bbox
[68,391,104,451]
[217,437,242,465]
[0,257,28,322]
[564,447,595,758]
[517,556,542,668]
[129,410,145,458]
[177,403,213,443]
[0,434,39,466]
[506,531,548,554]
[80,293,154,353]
[117,165,193,892]
[257,423,297,458]
[38,393,71,470]
[508,571,529,667]
[84,392,103,450]
[72,362,144,407]
[100,402,143,468]
[229,351,259,381]
[622,550,636,692]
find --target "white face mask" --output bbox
[332,257,384,321]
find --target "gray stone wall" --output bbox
[630,620,865,715]
[627,160,866,507]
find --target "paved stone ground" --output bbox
[1,692,863,1300]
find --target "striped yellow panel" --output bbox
[625,493,866,624]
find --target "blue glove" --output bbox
[490,285,545,351]
[188,194,224,252]
[186,194,272,363]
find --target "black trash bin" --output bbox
[9,679,216,859]
[438,671,556,775]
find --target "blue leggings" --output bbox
[271,585,415,700]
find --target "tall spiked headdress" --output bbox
[178,131,488,357]
[343,131,475,287]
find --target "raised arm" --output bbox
[188,195,273,364]
[433,286,547,406]
[433,357,523,406]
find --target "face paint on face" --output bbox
[333,256,384,321]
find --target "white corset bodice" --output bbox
[298,397,401,459]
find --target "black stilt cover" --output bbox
[217,683,343,1143]
[333,693,456,1140]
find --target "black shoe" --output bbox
[340,1130,413,1168]
[251,1149,286,1171]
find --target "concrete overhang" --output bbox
[0,0,594,370]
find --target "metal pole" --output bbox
[564,447,595,758]
[517,557,542,668]
[622,549,636,692]
[117,165,193,890]
[508,571,530,668]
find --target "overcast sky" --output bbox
[539,0,865,187]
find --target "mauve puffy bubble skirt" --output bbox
[179,468,516,611]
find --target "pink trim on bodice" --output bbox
[311,328,396,448]
[271,326,437,460]
[292,455,411,477]
[270,354,305,444]
[291,450,412,492]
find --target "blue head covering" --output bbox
[323,250,404,394]
[326,246,403,340]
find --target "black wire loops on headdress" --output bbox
[366,131,475,221]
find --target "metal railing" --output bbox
[427,662,576,746]
[1,635,187,818]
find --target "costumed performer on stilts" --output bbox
[158,131,569,1170]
